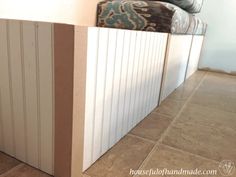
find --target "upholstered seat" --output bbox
[97,0,207,35]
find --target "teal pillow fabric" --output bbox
[97,0,207,35]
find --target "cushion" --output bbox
[156,0,204,13]
[97,0,207,35]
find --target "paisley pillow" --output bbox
[152,0,204,13]
[97,0,207,35]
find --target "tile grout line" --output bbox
[135,71,208,173]
[189,101,236,115]
[82,173,92,177]
[161,143,220,164]
[127,133,156,144]
[158,72,208,143]
[151,111,174,120]
[0,153,53,177]
[133,143,160,177]
[127,112,173,144]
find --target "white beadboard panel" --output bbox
[102,29,117,154]
[153,36,167,107]
[83,27,168,171]
[117,30,130,139]
[110,29,125,146]
[135,32,147,124]
[8,20,27,162]
[150,34,162,110]
[22,21,39,168]
[93,28,109,162]
[122,31,136,135]
[147,34,159,112]
[186,35,204,79]
[128,31,142,130]
[161,35,193,101]
[0,20,15,156]
[83,27,99,170]
[37,22,54,174]
[144,34,155,115]
[139,32,150,120]
[0,19,54,175]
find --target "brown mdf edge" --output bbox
[194,35,206,75]
[158,34,171,105]
[196,35,205,71]
[184,35,194,80]
[54,24,75,177]
[71,26,88,177]
[54,24,88,177]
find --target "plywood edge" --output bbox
[54,23,75,177]
[71,26,88,177]
[159,34,171,103]
[197,35,205,71]
[184,35,194,80]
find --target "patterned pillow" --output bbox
[97,0,207,35]
[152,0,204,13]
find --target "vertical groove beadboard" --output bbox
[0,20,13,155]
[0,19,54,175]
[160,35,193,101]
[83,28,168,171]
[51,24,55,173]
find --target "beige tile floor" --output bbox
[84,71,236,177]
[0,152,51,177]
[0,71,236,177]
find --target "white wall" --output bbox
[0,0,100,26]
[198,0,236,73]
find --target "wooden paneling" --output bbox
[82,28,168,171]
[0,19,54,175]
[161,35,193,101]
[186,35,204,79]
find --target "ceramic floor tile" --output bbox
[190,89,236,113]
[130,113,172,142]
[154,98,185,119]
[184,70,207,89]
[0,152,21,175]
[205,71,236,82]
[177,103,236,131]
[167,84,195,101]
[162,104,236,162]
[168,71,206,101]
[190,72,236,113]
[138,144,220,177]
[85,135,154,177]
[0,164,51,177]
[198,72,236,95]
